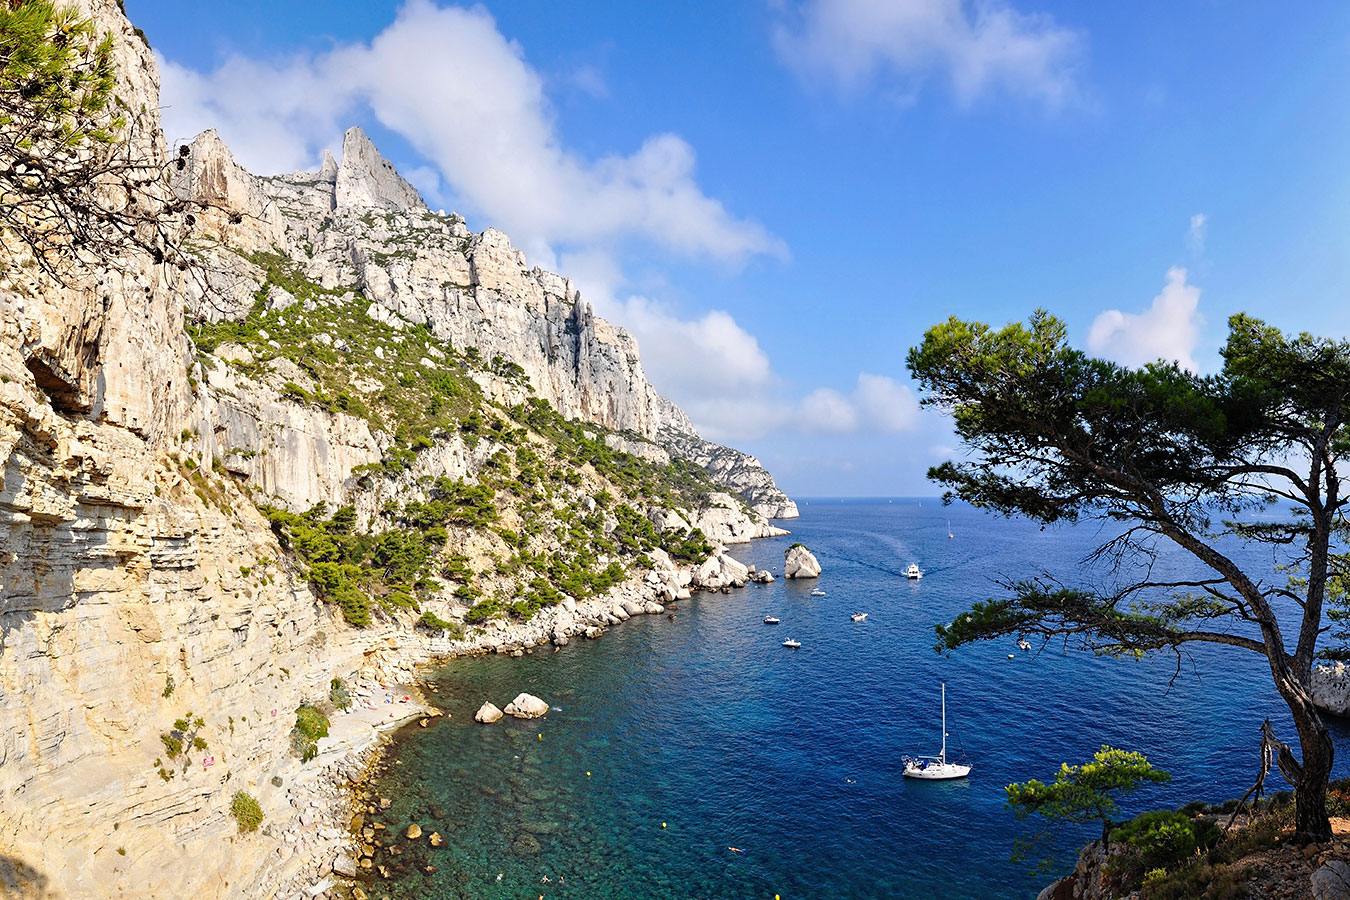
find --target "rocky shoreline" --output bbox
[265,542,777,900]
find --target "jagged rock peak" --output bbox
[335,126,427,213]
[172,128,286,250]
[172,129,254,210]
[318,148,339,183]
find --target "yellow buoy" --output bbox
[538,733,543,741]
[662,822,667,828]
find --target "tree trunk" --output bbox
[1290,698,1334,842]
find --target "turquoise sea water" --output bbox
[363,499,1350,899]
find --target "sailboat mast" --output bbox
[940,682,947,763]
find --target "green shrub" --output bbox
[291,704,330,762]
[329,678,351,712]
[231,791,263,833]
[418,610,464,638]
[1110,809,1221,884]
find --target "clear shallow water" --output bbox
[365,500,1350,899]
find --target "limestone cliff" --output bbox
[0,3,795,899]
[170,125,797,521]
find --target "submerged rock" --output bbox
[504,693,549,718]
[511,833,542,855]
[474,702,503,724]
[785,544,822,579]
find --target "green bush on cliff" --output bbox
[1107,809,1221,884]
[417,610,462,638]
[230,791,263,833]
[328,678,351,712]
[663,528,713,564]
[291,704,330,762]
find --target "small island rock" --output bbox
[785,544,822,579]
[406,823,422,840]
[474,701,504,724]
[503,693,549,718]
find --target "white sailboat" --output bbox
[902,683,971,780]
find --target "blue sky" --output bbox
[129,0,1350,497]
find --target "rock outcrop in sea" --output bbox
[0,1,797,898]
[503,693,550,719]
[785,543,823,579]
[475,702,504,724]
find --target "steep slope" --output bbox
[172,126,798,521]
[0,3,796,900]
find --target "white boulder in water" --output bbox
[474,702,503,724]
[785,544,822,579]
[504,693,549,718]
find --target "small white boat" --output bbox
[902,683,971,781]
[947,520,954,539]
[763,615,780,624]
[810,589,826,596]
[782,638,802,649]
[905,563,923,580]
[851,612,868,622]
[1017,639,1031,651]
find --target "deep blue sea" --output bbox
[364,499,1350,899]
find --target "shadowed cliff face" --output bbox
[0,854,53,900]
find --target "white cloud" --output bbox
[1188,212,1208,255]
[565,64,609,99]
[854,372,920,431]
[157,1,783,266]
[772,0,1083,108]
[609,296,774,397]
[1087,267,1203,371]
[801,388,860,433]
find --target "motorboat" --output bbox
[905,564,923,580]
[901,683,971,780]
[1017,639,1032,651]
[851,612,868,622]
[763,615,780,624]
[810,589,826,596]
[782,638,802,649]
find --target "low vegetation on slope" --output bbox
[186,251,720,629]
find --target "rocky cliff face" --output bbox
[0,4,796,899]
[0,3,359,897]
[171,125,796,521]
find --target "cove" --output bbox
[362,499,1350,899]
